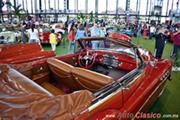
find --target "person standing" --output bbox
[149,25,156,39]
[136,23,142,38]
[75,23,86,40]
[21,23,28,43]
[27,24,39,43]
[68,25,75,54]
[99,26,106,48]
[143,23,148,39]
[154,28,168,59]
[90,23,101,49]
[171,25,180,65]
[49,29,57,52]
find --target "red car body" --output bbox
[108,32,132,41]
[0,43,55,64]
[39,28,63,44]
[0,37,172,120]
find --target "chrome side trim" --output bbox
[88,87,122,111]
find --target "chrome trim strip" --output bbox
[88,87,122,111]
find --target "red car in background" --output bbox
[39,26,64,45]
[108,32,132,41]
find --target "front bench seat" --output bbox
[72,67,115,92]
[47,58,77,89]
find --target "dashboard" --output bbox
[96,51,137,71]
[102,54,120,68]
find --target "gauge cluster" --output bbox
[102,54,121,68]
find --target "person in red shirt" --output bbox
[68,24,75,54]
[171,25,180,61]
[143,23,148,39]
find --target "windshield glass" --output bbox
[75,39,135,58]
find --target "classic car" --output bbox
[108,32,132,41]
[39,26,63,45]
[0,43,55,64]
[0,31,21,44]
[0,37,172,120]
[106,26,134,37]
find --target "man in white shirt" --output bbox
[149,25,156,39]
[90,23,101,49]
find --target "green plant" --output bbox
[11,4,24,19]
[89,11,94,22]
[77,12,86,21]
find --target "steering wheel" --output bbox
[78,49,97,69]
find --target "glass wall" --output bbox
[118,0,126,10]
[78,0,85,11]
[130,0,137,11]
[107,0,116,11]
[69,0,75,11]
[162,0,168,16]
[139,0,147,15]
[5,0,180,16]
[87,0,95,13]
[98,0,106,13]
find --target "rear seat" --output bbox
[0,65,53,97]
[41,82,65,95]
[0,65,94,120]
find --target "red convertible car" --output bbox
[108,32,132,41]
[0,43,55,64]
[0,37,172,120]
[39,27,63,45]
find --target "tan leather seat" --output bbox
[47,58,77,89]
[0,65,94,120]
[72,67,115,92]
[41,82,65,95]
[0,65,53,97]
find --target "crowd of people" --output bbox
[139,22,180,63]
[67,21,107,53]
[0,16,179,67]
[65,20,180,62]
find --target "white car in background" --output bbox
[0,31,21,44]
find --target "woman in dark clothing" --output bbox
[21,23,28,43]
[154,29,168,59]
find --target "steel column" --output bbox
[95,0,98,14]
[106,0,108,14]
